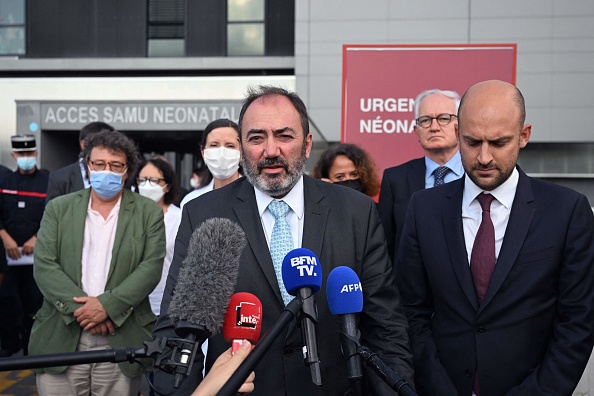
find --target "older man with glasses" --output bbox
[29,130,165,396]
[378,89,464,265]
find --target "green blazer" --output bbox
[29,188,165,377]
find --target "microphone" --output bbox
[282,247,323,386]
[327,268,417,396]
[327,266,363,382]
[223,292,263,352]
[167,217,247,389]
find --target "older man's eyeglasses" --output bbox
[416,113,457,128]
[137,177,165,187]
[89,160,127,173]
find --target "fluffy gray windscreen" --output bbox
[168,217,247,335]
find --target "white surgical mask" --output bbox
[190,178,200,189]
[203,147,240,180]
[138,183,167,203]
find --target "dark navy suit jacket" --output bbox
[397,168,594,396]
[45,161,84,203]
[377,157,425,266]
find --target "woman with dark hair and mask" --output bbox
[311,143,380,198]
[136,156,181,316]
[180,119,241,208]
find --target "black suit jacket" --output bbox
[45,161,85,203]
[153,176,414,395]
[397,168,594,396]
[377,158,425,265]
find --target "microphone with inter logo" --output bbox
[218,248,322,395]
[223,292,263,353]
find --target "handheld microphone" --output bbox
[327,266,363,382]
[282,247,323,386]
[223,292,263,353]
[167,217,247,389]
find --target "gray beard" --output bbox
[242,145,307,198]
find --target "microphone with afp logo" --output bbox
[327,267,418,396]
[282,247,323,387]
[223,292,263,352]
[327,266,364,384]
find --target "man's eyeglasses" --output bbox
[89,160,127,173]
[416,113,457,128]
[137,177,165,187]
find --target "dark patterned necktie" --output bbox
[470,193,496,304]
[433,166,450,186]
[470,193,495,396]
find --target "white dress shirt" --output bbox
[462,168,519,264]
[255,176,305,250]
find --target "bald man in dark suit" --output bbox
[397,80,594,395]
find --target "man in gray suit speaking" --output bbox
[153,85,414,395]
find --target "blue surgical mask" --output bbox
[89,169,125,199]
[16,157,37,171]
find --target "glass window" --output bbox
[228,0,264,22]
[227,24,264,56]
[148,0,185,57]
[227,0,265,56]
[148,39,185,57]
[0,0,24,23]
[0,0,25,55]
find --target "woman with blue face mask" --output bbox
[180,119,242,208]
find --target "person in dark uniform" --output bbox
[0,165,9,295]
[0,164,11,180]
[0,134,48,357]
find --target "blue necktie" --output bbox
[433,166,450,186]
[268,200,294,305]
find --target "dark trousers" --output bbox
[0,265,43,355]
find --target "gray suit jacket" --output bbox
[153,175,414,395]
[46,161,85,203]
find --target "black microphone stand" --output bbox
[297,287,322,386]
[0,345,153,371]
[217,297,303,396]
[338,331,416,396]
[171,320,210,389]
[357,345,417,396]
[338,318,363,396]
[0,335,201,395]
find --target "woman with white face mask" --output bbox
[136,157,182,315]
[180,119,241,208]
